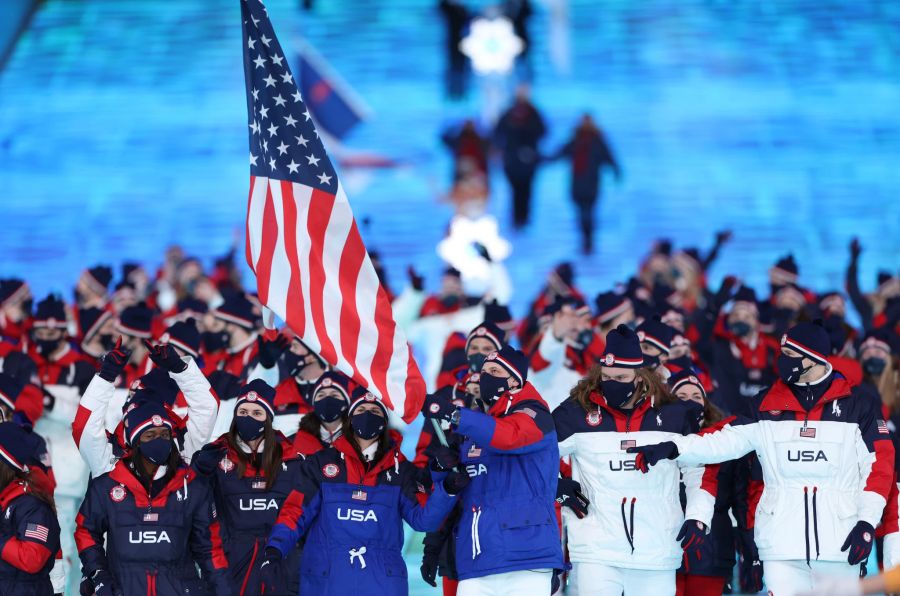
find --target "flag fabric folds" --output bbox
[240,0,425,422]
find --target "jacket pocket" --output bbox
[498,506,558,559]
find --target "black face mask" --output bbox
[440,295,460,308]
[139,437,173,465]
[467,353,487,372]
[601,379,636,409]
[668,355,693,371]
[235,415,266,442]
[350,411,385,440]
[777,354,811,385]
[862,358,887,376]
[73,288,86,305]
[643,354,661,369]
[35,338,61,356]
[201,330,230,352]
[20,298,33,316]
[99,334,117,352]
[478,373,509,405]
[314,395,348,423]
[574,329,594,349]
[730,321,753,338]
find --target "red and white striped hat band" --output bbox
[672,376,707,399]
[0,444,25,472]
[597,300,630,325]
[212,309,255,330]
[600,353,645,369]
[781,337,828,365]
[235,390,275,418]
[488,352,524,387]
[770,266,799,285]
[1,284,28,308]
[637,331,671,356]
[313,377,350,404]
[32,317,68,330]
[160,333,198,359]
[127,416,174,446]
[0,389,15,411]
[115,321,152,339]
[348,392,388,418]
[83,310,113,342]
[83,270,109,296]
[466,327,503,354]
[860,336,891,355]
[819,295,845,312]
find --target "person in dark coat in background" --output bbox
[493,86,546,229]
[552,114,621,254]
[439,0,470,99]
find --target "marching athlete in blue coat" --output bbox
[193,380,304,596]
[423,345,565,596]
[261,392,463,596]
[0,422,61,596]
[75,401,232,596]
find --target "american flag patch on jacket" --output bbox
[878,420,890,435]
[24,523,49,542]
[800,426,816,438]
[352,489,367,501]
[620,440,636,450]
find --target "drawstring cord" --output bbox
[803,487,811,566]
[812,487,820,560]
[471,506,482,559]
[349,546,367,569]
[620,497,636,553]
[393,451,400,475]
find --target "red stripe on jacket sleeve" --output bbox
[74,512,96,552]
[208,520,228,570]
[747,479,764,529]
[865,439,896,501]
[488,412,543,450]
[700,464,720,498]
[276,490,305,531]
[71,405,93,447]
[1,537,52,573]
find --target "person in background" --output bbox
[857,330,899,424]
[0,422,61,596]
[847,238,900,332]
[73,266,113,310]
[518,262,583,349]
[0,278,33,342]
[113,302,154,387]
[420,268,468,318]
[203,292,261,382]
[291,372,353,456]
[438,0,470,99]
[442,119,490,184]
[76,307,117,366]
[28,295,93,391]
[193,380,304,596]
[75,401,232,595]
[493,86,546,230]
[551,113,621,255]
[261,393,463,595]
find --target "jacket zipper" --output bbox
[241,539,260,596]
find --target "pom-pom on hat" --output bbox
[234,379,276,419]
[601,324,646,369]
[0,422,32,471]
[124,401,174,446]
[780,321,831,365]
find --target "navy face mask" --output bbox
[467,352,487,372]
[350,411,385,440]
[668,355,693,370]
[601,379,636,409]
[730,321,752,338]
[235,415,266,442]
[314,395,348,423]
[139,437,173,465]
[862,358,887,376]
[201,330,230,351]
[777,354,810,384]
[478,373,509,405]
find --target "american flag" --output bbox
[240,0,426,422]
[800,426,816,438]
[25,523,49,542]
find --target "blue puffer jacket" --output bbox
[452,383,565,580]
[267,433,457,596]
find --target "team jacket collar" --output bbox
[487,382,542,417]
[273,377,313,411]
[759,374,852,414]
[0,480,28,509]
[108,459,194,508]
[333,430,405,485]
[212,430,303,469]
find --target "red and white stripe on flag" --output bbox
[25,523,49,542]
[245,176,426,422]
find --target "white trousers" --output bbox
[457,569,553,596]
[571,562,674,596]
[764,559,861,596]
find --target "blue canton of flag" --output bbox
[241,0,336,190]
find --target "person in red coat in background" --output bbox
[518,262,584,349]
[28,295,93,392]
[202,292,260,382]
[113,303,155,387]
[420,268,468,317]
[0,422,61,596]
[0,279,33,342]
[76,307,117,367]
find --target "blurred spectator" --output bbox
[439,0,470,99]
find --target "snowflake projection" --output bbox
[459,17,524,75]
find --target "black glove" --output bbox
[626,442,679,473]
[407,266,425,292]
[676,519,706,551]
[259,547,284,594]
[841,520,875,565]
[430,444,460,472]
[144,340,187,373]
[192,442,227,476]
[443,470,471,495]
[420,550,438,587]
[556,477,590,519]
[98,337,131,382]
[91,569,121,596]
[257,334,290,369]
[737,528,763,593]
[711,276,739,311]
[849,237,862,261]
[714,229,733,245]
[423,388,456,422]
